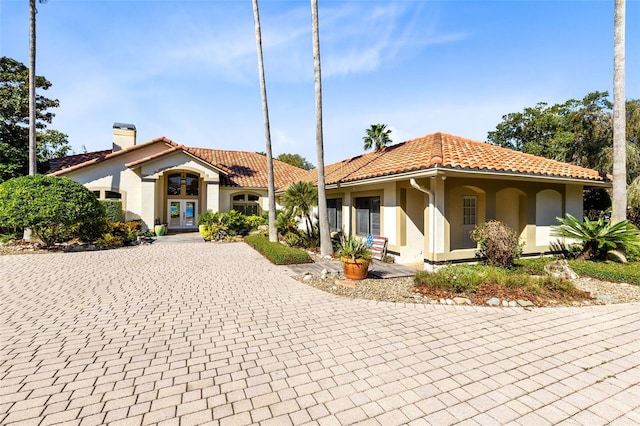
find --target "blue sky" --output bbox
[1,0,639,165]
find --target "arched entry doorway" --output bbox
[166,171,200,230]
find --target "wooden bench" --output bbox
[370,235,388,261]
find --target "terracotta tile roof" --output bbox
[48,150,112,174]
[301,132,609,185]
[48,137,174,175]
[49,138,306,190]
[183,147,306,190]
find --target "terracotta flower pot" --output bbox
[341,257,370,280]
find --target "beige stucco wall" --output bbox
[61,146,230,230]
[61,143,169,227]
[323,173,589,268]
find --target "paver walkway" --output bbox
[1,234,639,425]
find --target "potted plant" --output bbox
[154,218,167,237]
[336,235,372,280]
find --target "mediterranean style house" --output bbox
[48,123,307,231]
[49,124,611,269]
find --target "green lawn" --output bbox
[518,258,640,285]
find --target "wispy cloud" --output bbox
[319,2,467,77]
[122,1,468,84]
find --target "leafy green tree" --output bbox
[0,56,64,182]
[37,129,71,171]
[488,91,640,203]
[363,123,393,151]
[0,175,106,246]
[281,181,318,235]
[276,153,314,170]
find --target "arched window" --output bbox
[167,172,199,196]
[232,193,261,215]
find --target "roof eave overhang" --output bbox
[436,167,612,186]
[325,168,440,189]
[127,149,229,178]
[323,166,611,189]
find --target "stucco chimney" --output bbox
[112,123,136,151]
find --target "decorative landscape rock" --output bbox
[544,259,579,280]
[290,264,640,307]
[487,297,501,306]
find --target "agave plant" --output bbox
[552,213,640,261]
[336,235,372,261]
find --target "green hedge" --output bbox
[0,175,106,246]
[244,235,313,265]
[100,200,125,222]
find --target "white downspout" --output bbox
[410,178,434,266]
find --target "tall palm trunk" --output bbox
[612,0,626,222]
[252,0,277,242]
[28,0,37,175]
[311,0,333,256]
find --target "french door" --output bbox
[168,200,197,230]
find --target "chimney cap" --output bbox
[113,122,136,130]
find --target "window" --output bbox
[168,174,181,195]
[167,172,199,196]
[91,189,122,200]
[463,196,477,226]
[327,198,342,232]
[105,191,122,200]
[186,174,199,196]
[355,196,380,236]
[231,193,261,216]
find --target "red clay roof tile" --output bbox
[48,139,306,190]
[181,147,306,190]
[300,132,608,185]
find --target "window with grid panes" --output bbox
[463,196,477,226]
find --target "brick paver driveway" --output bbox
[1,234,639,425]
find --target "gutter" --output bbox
[409,178,435,263]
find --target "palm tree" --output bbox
[363,123,392,151]
[612,0,626,222]
[28,0,48,175]
[251,0,277,242]
[311,0,333,256]
[281,181,318,235]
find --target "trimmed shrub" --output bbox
[0,175,106,246]
[471,220,523,267]
[246,214,267,230]
[109,220,143,245]
[221,210,249,236]
[198,210,221,226]
[96,233,124,248]
[201,223,228,242]
[200,210,253,236]
[100,200,125,222]
[244,235,312,265]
